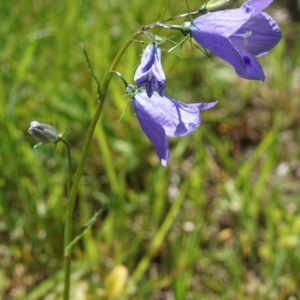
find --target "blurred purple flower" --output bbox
[134,43,166,98]
[190,0,282,80]
[132,90,217,166]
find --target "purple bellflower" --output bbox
[189,0,282,80]
[127,85,217,166]
[134,43,166,98]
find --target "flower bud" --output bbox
[28,121,60,143]
[204,0,233,12]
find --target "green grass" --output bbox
[1,0,300,299]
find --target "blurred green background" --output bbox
[1,0,300,299]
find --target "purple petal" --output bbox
[134,44,155,87]
[236,50,265,80]
[191,30,249,78]
[152,47,165,80]
[132,92,170,165]
[243,0,273,13]
[191,7,254,38]
[136,44,155,75]
[133,91,217,137]
[145,77,155,98]
[132,91,217,165]
[161,99,218,137]
[196,102,219,110]
[134,43,166,98]
[231,12,282,57]
[190,0,281,81]
[151,47,166,96]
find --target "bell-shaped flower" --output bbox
[134,43,166,98]
[28,121,60,144]
[129,87,217,166]
[190,0,282,80]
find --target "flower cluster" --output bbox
[29,0,282,167]
[130,0,281,165]
[133,40,217,166]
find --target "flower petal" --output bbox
[236,50,265,80]
[151,47,166,96]
[191,30,249,78]
[134,43,166,98]
[191,7,253,38]
[134,44,155,87]
[136,44,155,74]
[133,91,217,138]
[132,91,217,165]
[231,12,282,57]
[160,99,218,137]
[132,92,170,166]
[190,0,280,81]
[196,102,219,110]
[243,0,273,13]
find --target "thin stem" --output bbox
[81,41,101,98]
[107,70,128,88]
[60,138,71,201]
[62,30,144,300]
[185,0,194,23]
[167,34,191,53]
[163,10,200,22]
[141,10,200,31]
[59,138,72,300]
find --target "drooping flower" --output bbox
[189,0,282,80]
[134,43,166,98]
[28,121,60,144]
[127,85,217,166]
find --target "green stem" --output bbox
[62,30,144,300]
[60,138,72,300]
